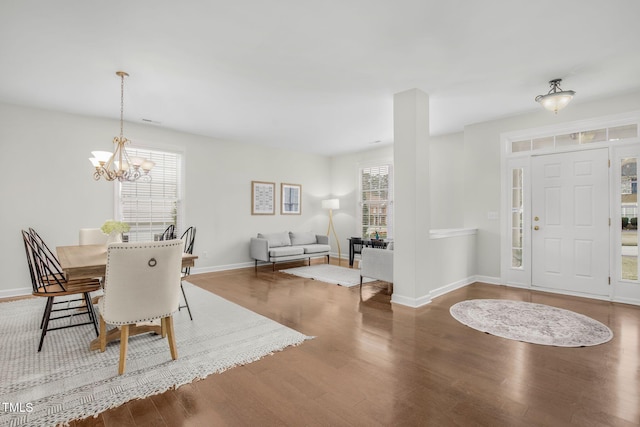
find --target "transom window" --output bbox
[511,124,638,153]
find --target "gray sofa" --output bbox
[250,231,331,271]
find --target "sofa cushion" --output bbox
[301,244,330,254]
[289,231,317,246]
[258,231,291,248]
[269,246,304,257]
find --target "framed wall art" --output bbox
[251,181,275,215]
[281,183,301,215]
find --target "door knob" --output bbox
[534,216,539,221]
[534,226,539,230]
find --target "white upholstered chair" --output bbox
[98,240,184,375]
[359,246,394,293]
[79,228,108,245]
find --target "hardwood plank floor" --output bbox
[24,259,640,426]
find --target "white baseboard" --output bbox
[612,295,640,306]
[473,275,502,285]
[391,293,432,308]
[430,277,476,299]
[191,261,255,275]
[0,287,31,299]
[391,275,500,308]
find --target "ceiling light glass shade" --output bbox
[535,79,575,114]
[322,198,340,210]
[90,71,154,182]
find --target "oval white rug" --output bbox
[450,299,613,347]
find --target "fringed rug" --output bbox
[0,282,310,427]
[280,264,375,287]
[450,299,613,347]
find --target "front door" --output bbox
[531,148,610,296]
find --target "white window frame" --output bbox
[358,162,394,239]
[114,144,185,242]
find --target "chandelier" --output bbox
[89,71,154,182]
[535,79,576,114]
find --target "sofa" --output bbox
[250,231,331,271]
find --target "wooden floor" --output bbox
[53,259,640,426]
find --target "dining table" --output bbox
[56,244,198,351]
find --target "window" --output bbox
[511,168,523,268]
[359,164,392,239]
[117,147,182,242]
[621,157,638,281]
[511,123,638,153]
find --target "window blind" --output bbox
[117,148,182,242]
[360,164,392,239]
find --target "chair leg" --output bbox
[99,315,107,352]
[165,316,178,360]
[180,282,193,320]
[38,297,54,352]
[83,292,99,336]
[119,324,130,375]
[359,275,363,292]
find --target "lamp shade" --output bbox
[536,91,575,113]
[322,198,340,210]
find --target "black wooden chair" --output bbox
[177,226,196,320]
[370,239,386,249]
[22,229,101,351]
[160,224,176,241]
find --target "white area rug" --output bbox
[280,264,375,287]
[450,299,613,347]
[0,282,310,427]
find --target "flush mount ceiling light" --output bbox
[535,78,576,114]
[89,71,154,182]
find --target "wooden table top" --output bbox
[56,244,198,281]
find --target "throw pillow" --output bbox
[257,231,291,247]
[289,231,317,245]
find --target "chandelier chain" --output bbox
[120,72,125,140]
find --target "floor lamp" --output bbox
[322,198,341,265]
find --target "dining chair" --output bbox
[22,230,101,351]
[28,227,63,272]
[351,237,363,256]
[159,224,176,241]
[178,226,196,320]
[370,239,386,249]
[98,240,184,375]
[79,228,108,245]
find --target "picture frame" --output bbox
[281,183,302,215]
[251,181,275,215]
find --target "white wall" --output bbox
[327,144,393,260]
[0,103,331,296]
[430,132,464,228]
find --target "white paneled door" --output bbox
[531,149,610,296]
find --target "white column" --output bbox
[392,89,432,307]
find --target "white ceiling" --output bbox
[1,1,640,156]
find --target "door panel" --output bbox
[532,149,610,296]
